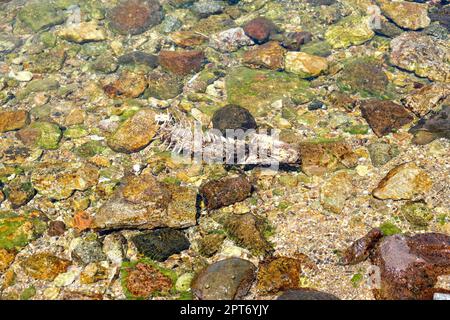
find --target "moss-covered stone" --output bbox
[27,122,62,150]
[226,67,312,116]
[18,2,65,32]
[325,15,374,49]
[401,202,433,228]
[0,213,44,250]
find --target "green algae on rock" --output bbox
[325,15,374,49]
[18,2,65,32]
[226,67,312,116]
[0,213,44,251]
[20,253,71,281]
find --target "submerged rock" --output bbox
[402,83,450,117]
[377,0,430,30]
[131,228,190,261]
[325,15,374,49]
[192,258,256,300]
[211,104,257,135]
[159,50,206,76]
[18,2,65,32]
[368,142,399,167]
[409,106,450,145]
[390,32,450,83]
[0,110,30,133]
[242,41,286,70]
[372,162,433,200]
[243,17,279,44]
[57,22,107,43]
[108,0,164,35]
[107,109,158,153]
[359,100,414,137]
[92,173,197,230]
[371,233,450,300]
[340,228,383,265]
[256,256,303,294]
[21,253,71,281]
[320,170,354,214]
[226,67,311,116]
[298,140,358,176]
[200,175,252,210]
[222,213,273,256]
[284,51,328,78]
[147,70,184,99]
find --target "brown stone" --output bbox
[340,228,383,265]
[0,110,30,133]
[170,31,208,47]
[402,83,450,117]
[242,41,286,70]
[199,175,252,210]
[0,248,16,272]
[243,17,279,44]
[257,256,303,294]
[21,253,71,280]
[298,141,358,176]
[48,221,66,237]
[107,0,164,35]
[159,50,205,76]
[360,99,414,137]
[125,262,173,298]
[103,71,147,98]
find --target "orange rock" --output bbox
[73,211,93,232]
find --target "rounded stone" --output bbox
[212,104,257,135]
[108,0,164,35]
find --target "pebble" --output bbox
[211,104,257,135]
[200,175,252,210]
[373,162,433,200]
[243,17,279,44]
[191,258,256,300]
[159,50,206,76]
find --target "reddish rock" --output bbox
[243,17,279,44]
[125,262,173,298]
[159,50,205,76]
[199,175,252,210]
[371,233,450,300]
[340,228,383,265]
[359,100,414,137]
[108,0,164,35]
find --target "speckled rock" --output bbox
[103,71,148,98]
[222,213,273,256]
[21,253,71,281]
[57,21,107,43]
[200,175,252,210]
[92,174,197,230]
[402,83,450,117]
[377,0,430,30]
[108,0,164,35]
[212,104,257,135]
[298,140,358,176]
[256,256,303,294]
[284,51,328,78]
[360,100,414,137]
[372,162,433,200]
[170,31,208,47]
[371,233,450,300]
[210,27,254,52]
[280,31,312,51]
[368,142,399,167]
[0,248,15,272]
[159,50,205,76]
[147,69,184,99]
[277,288,340,300]
[131,228,190,261]
[243,17,279,44]
[401,202,433,228]
[242,41,286,70]
[325,15,374,49]
[4,178,36,208]
[197,232,226,257]
[192,0,225,18]
[122,261,174,298]
[31,162,99,200]
[192,258,256,300]
[0,110,29,133]
[107,109,158,153]
[72,235,107,265]
[47,221,66,237]
[390,32,450,83]
[320,171,354,214]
